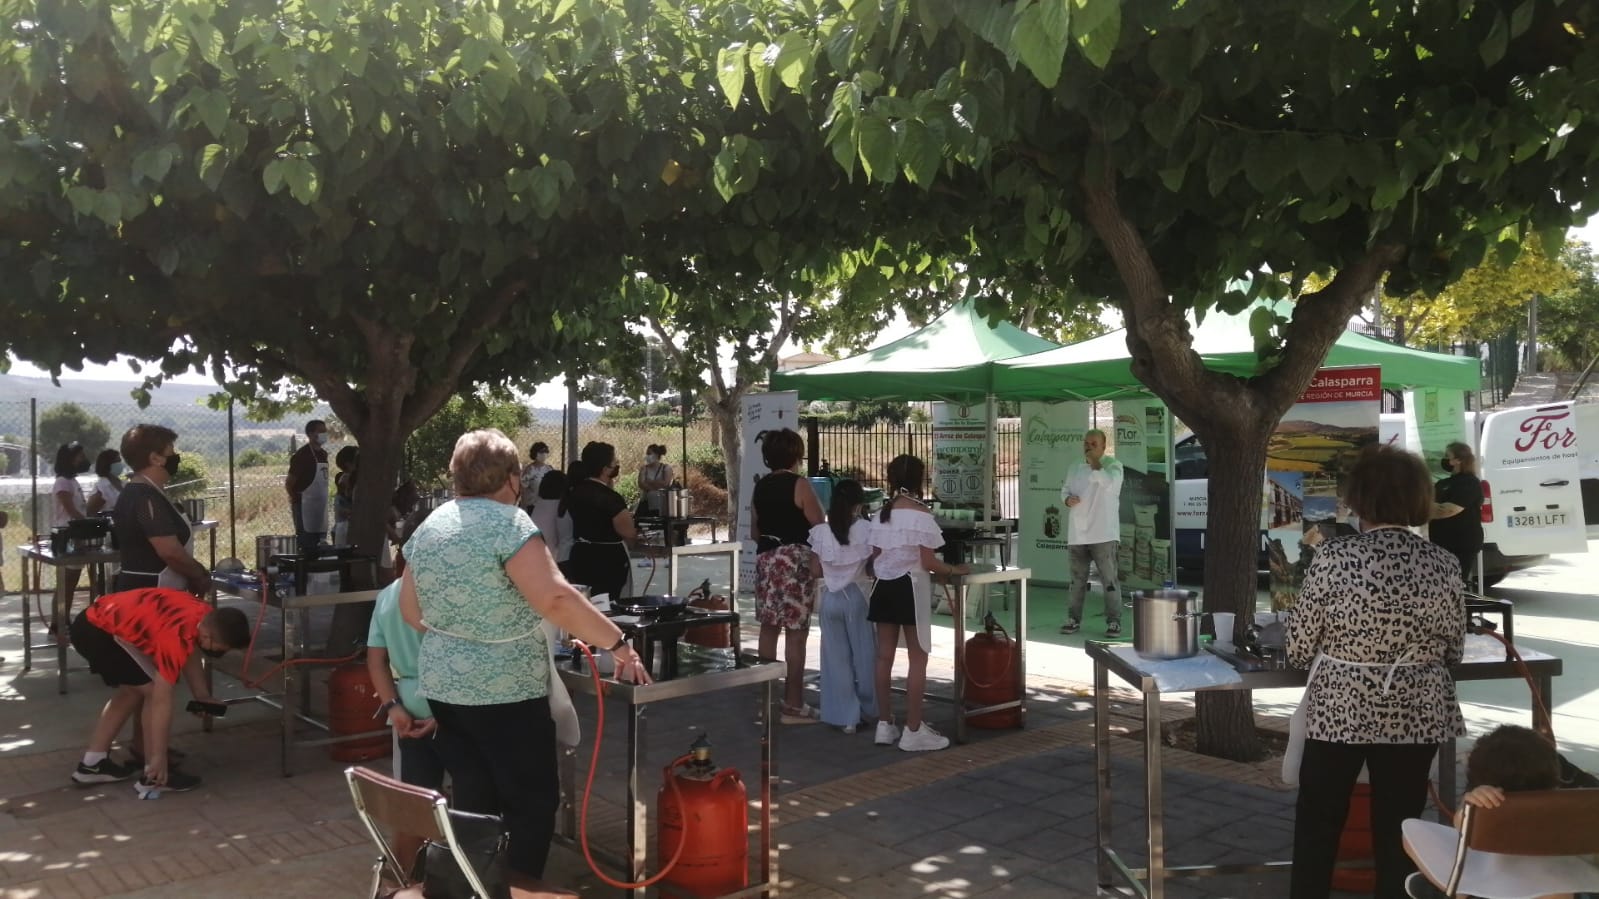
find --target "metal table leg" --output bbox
[1095,659,1113,888]
[1145,688,1165,899]
[559,745,578,840]
[761,675,777,896]
[55,572,69,694]
[627,703,647,897]
[282,599,296,777]
[21,555,32,670]
[1015,579,1027,724]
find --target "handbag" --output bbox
[1282,654,1324,786]
[410,808,510,899]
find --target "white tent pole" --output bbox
[984,393,995,535]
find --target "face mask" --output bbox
[315,433,329,445]
[535,453,548,463]
[645,454,659,464]
[1441,458,1454,473]
[111,462,127,476]
[609,464,621,478]
[164,452,182,477]
[201,646,227,659]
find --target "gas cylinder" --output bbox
[964,613,1023,729]
[326,661,392,762]
[684,579,732,649]
[657,735,748,899]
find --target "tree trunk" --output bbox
[710,395,743,524]
[1193,426,1271,760]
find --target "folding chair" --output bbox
[344,766,576,899]
[1402,788,1599,898]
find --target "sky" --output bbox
[9,219,1599,402]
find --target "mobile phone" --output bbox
[187,699,228,717]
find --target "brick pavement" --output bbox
[4,596,1336,899]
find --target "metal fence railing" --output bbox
[803,418,1021,518]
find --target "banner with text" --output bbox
[1403,387,1469,463]
[1018,401,1091,584]
[931,401,989,506]
[1266,366,1381,610]
[1112,400,1175,593]
[737,391,800,589]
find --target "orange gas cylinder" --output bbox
[964,613,1022,729]
[1331,783,1376,892]
[684,580,731,649]
[326,661,392,763]
[657,736,748,899]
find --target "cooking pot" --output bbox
[661,487,690,519]
[1129,589,1205,660]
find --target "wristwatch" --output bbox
[374,698,400,719]
[607,637,629,653]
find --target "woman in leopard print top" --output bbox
[1286,445,1466,899]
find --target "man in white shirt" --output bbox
[1060,429,1125,636]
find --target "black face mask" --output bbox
[1440,458,1454,473]
[164,452,182,477]
[201,646,227,659]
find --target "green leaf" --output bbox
[773,33,812,92]
[897,119,941,186]
[1012,5,1067,88]
[460,37,491,76]
[1480,11,1509,66]
[186,18,224,67]
[528,167,561,217]
[1039,0,1071,46]
[262,158,287,195]
[1072,0,1121,69]
[66,185,98,216]
[854,114,896,182]
[716,44,747,109]
[1297,135,1344,193]
[196,89,229,139]
[132,146,175,184]
[1509,0,1535,37]
[748,42,777,112]
[1157,164,1186,192]
[150,48,184,87]
[551,0,578,23]
[197,143,227,190]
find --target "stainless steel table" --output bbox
[947,564,1030,743]
[209,578,380,775]
[17,542,119,693]
[1088,636,1563,898]
[554,653,782,899]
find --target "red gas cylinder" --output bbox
[1331,783,1376,891]
[657,736,748,899]
[684,579,732,649]
[964,613,1023,729]
[326,662,392,762]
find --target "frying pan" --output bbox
[612,594,690,618]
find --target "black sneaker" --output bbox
[134,771,202,798]
[72,757,138,784]
[1060,619,1081,634]
[1106,620,1123,638]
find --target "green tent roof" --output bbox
[990,304,1481,400]
[770,301,1060,401]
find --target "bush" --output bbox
[237,448,286,468]
[685,469,729,520]
[683,445,727,489]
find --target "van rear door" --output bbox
[1480,402,1587,555]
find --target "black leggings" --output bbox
[429,697,559,878]
[1290,738,1439,899]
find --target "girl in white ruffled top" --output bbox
[867,455,968,752]
[808,480,878,732]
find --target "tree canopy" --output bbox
[38,402,111,457]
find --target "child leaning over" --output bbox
[1406,724,1597,899]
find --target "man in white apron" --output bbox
[285,420,330,555]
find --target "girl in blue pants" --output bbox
[808,480,878,732]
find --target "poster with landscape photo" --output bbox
[1266,366,1380,610]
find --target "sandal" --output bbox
[780,704,820,725]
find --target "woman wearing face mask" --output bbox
[87,450,126,516]
[562,442,638,601]
[111,425,209,595]
[520,442,553,515]
[636,444,674,516]
[1428,441,1484,586]
[49,442,92,642]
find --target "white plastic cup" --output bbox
[1212,612,1236,647]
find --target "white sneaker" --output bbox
[874,721,900,746]
[898,723,950,752]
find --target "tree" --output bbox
[734,0,1599,758]
[38,403,112,458]
[1372,236,1575,347]
[1540,241,1599,371]
[404,393,533,489]
[0,0,851,648]
[579,336,677,409]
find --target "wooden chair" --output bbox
[1402,788,1599,898]
[344,766,576,899]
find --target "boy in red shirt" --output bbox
[68,588,251,795]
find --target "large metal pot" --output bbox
[1129,589,1205,660]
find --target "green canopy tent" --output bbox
[770,300,1060,401]
[989,302,1481,400]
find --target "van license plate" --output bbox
[1506,512,1567,528]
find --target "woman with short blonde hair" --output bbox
[451,429,523,497]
